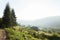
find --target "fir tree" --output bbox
[11,9,17,26]
[2,3,12,27]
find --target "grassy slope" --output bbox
[5,26,60,40]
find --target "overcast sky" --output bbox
[0,0,60,20]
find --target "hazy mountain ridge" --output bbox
[17,16,60,30]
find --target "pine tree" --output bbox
[2,3,12,27]
[11,9,17,26]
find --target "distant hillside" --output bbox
[17,16,60,31]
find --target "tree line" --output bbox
[0,3,17,28]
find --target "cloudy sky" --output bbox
[0,0,60,20]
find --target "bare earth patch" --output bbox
[0,29,6,40]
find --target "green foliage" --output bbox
[0,18,2,28]
[5,26,60,40]
[11,9,17,26]
[48,34,60,40]
[5,28,36,40]
[2,3,12,27]
[2,3,17,28]
[5,28,24,40]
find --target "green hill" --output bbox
[5,26,60,40]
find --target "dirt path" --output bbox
[0,29,6,40]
